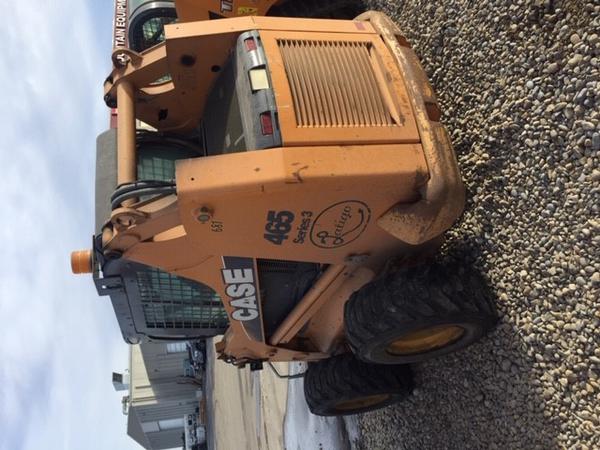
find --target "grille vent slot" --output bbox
[257,259,302,274]
[278,39,395,128]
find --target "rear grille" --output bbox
[278,39,395,128]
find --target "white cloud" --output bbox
[0,1,142,449]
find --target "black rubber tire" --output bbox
[268,0,365,19]
[345,261,498,364]
[303,353,413,416]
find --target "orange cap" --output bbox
[71,250,93,274]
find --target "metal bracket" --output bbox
[111,48,143,68]
[94,275,125,296]
[267,362,305,379]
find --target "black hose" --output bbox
[112,180,174,198]
[109,130,201,209]
[111,180,176,209]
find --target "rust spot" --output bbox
[395,34,412,48]
[425,102,441,121]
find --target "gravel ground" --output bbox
[356,1,600,449]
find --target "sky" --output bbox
[0,1,145,449]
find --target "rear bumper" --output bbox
[357,11,465,245]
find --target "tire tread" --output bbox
[344,260,498,364]
[304,353,413,416]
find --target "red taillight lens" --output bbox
[260,112,273,135]
[244,37,257,52]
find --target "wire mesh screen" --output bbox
[136,141,198,181]
[137,153,176,181]
[132,16,177,52]
[136,268,229,330]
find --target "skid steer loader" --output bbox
[72,1,497,416]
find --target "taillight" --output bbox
[244,37,257,52]
[260,112,273,135]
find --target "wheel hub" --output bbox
[386,325,465,355]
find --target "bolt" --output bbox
[117,216,133,227]
[195,206,213,223]
[103,250,123,260]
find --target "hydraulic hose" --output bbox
[111,180,176,209]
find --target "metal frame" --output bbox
[96,258,229,343]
